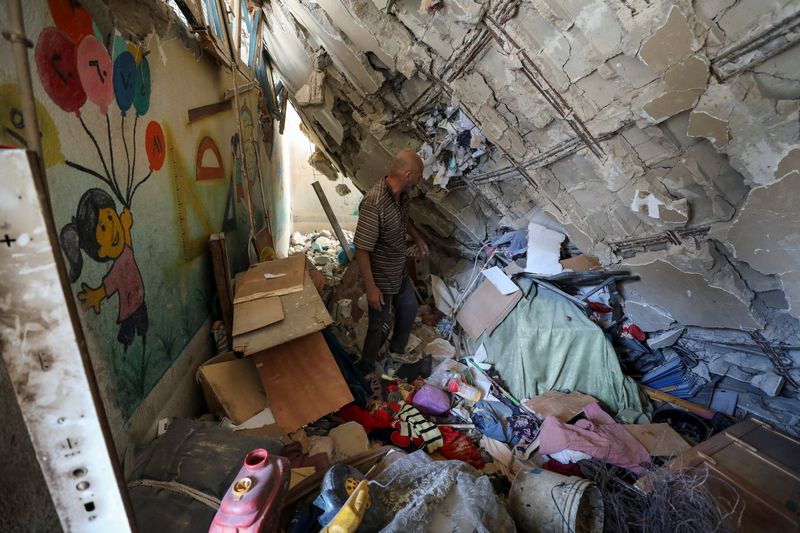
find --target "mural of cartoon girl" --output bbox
[60,188,147,350]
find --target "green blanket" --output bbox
[468,280,648,419]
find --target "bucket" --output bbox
[509,468,603,533]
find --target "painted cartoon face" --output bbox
[96,207,124,259]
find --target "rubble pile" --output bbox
[135,225,799,533]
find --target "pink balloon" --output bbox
[34,27,86,114]
[76,36,114,115]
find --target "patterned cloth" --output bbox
[395,402,443,452]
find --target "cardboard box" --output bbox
[197,352,269,425]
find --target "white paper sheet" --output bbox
[481,266,520,295]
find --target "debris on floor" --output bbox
[133,228,800,532]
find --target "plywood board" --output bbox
[232,296,284,336]
[233,272,332,355]
[252,332,353,433]
[623,423,690,456]
[522,391,596,422]
[197,356,269,425]
[234,254,306,304]
[456,279,523,340]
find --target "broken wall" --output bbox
[0,0,288,432]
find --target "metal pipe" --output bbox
[311,181,354,262]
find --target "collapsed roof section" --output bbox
[261,0,800,336]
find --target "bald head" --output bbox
[387,149,423,195]
[389,150,423,178]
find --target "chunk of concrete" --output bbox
[630,189,689,224]
[687,111,730,149]
[638,6,695,73]
[647,328,686,350]
[750,371,785,397]
[643,89,704,122]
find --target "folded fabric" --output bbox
[539,402,650,473]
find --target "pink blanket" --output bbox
[539,402,650,473]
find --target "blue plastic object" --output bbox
[338,244,356,265]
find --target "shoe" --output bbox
[389,351,422,364]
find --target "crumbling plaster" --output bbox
[262,0,800,341]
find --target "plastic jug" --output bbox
[209,448,290,533]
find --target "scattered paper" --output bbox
[264,272,287,280]
[481,266,520,295]
[525,222,565,275]
[219,407,277,431]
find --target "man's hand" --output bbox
[367,285,384,310]
[415,237,429,257]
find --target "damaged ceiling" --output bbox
[260,1,800,339]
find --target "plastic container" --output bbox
[412,384,451,415]
[448,379,481,403]
[509,468,603,533]
[209,448,291,533]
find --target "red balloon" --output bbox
[145,121,166,171]
[35,27,86,114]
[47,0,94,44]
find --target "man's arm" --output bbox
[407,220,429,256]
[356,248,384,310]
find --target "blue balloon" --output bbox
[113,51,136,115]
[134,56,151,116]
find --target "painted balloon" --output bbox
[47,0,93,44]
[113,51,136,114]
[34,27,86,114]
[145,121,165,171]
[133,57,151,116]
[76,36,114,115]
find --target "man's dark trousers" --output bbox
[362,276,418,365]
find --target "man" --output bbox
[354,150,429,368]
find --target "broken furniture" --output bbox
[637,418,800,531]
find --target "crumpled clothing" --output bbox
[491,229,528,257]
[471,400,515,444]
[508,406,541,453]
[337,403,394,434]
[438,426,484,470]
[539,402,650,473]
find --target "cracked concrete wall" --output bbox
[261,0,800,343]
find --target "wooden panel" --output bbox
[234,254,306,304]
[637,419,800,532]
[197,356,268,425]
[252,332,353,433]
[187,99,232,124]
[522,391,596,422]
[209,234,233,341]
[623,423,690,456]
[232,296,284,336]
[233,271,333,355]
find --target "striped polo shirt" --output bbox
[354,177,410,295]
